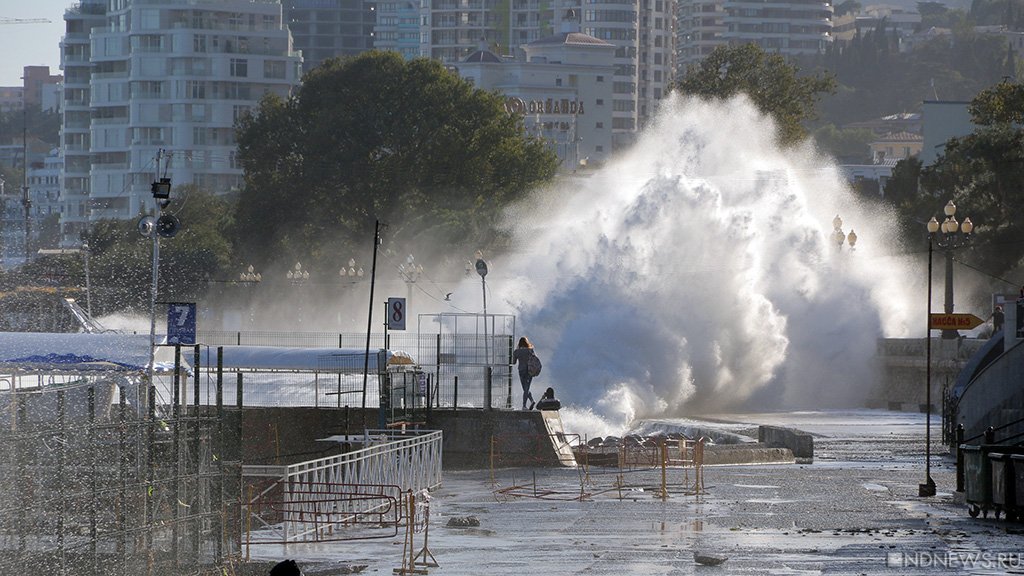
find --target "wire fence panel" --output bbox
[0,374,242,576]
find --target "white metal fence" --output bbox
[242,429,443,544]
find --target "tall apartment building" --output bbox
[373,0,421,60]
[59,0,302,247]
[676,0,726,71]
[722,0,832,55]
[676,0,831,76]
[416,0,674,150]
[283,0,377,74]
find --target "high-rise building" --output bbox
[373,0,421,60]
[721,0,832,55]
[283,0,377,74]
[59,0,302,246]
[60,0,106,246]
[675,0,726,71]
[417,0,675,150]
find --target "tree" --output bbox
[674,44,836,146]
[970,79,1024,125]
[235,51,558,269]
[919,126,1024,276]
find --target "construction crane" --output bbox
[0,17,52,25]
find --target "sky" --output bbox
[0,1,70,87]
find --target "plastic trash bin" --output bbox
[989,452,1011,520]
[1013,454,1024,521]
[962,445,991,518]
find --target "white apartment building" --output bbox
[417,1,674,151]
[675,0,726,71]
[59,0,302,247]
[456,23,616,168]
[722,0,832,55]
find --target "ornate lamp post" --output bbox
[927,200,974,340]
[919,200,974,498]
[398,254,424,313]
[339,258,364,282]
[286,261,309,327]
[239,264,261,328]
[831,215,858,251]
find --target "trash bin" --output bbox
[1012,454,1024,521]
[990,452,1011,520]
[962,445,991,518]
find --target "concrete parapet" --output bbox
[702,443,794,465]
[758,425,814,462]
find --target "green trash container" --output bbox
[1012,454,1024,521]
[990,452,1011,520]
[962,445,991,518]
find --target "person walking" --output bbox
[993,305,1005,334]
[512,336,537,410]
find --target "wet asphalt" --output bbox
[248,411,1024,575]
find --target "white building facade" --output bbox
[456,29,616,168]
[416,2,674,151]
[59,0,302,246]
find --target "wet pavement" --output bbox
[247,411,1024,575]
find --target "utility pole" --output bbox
[22,107,31,263]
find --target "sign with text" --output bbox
[167,302,197,345]
[387,297,407,331]
[929,313,984,331]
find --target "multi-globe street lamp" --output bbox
[927,200,974,340]
[398,254,424,313]
[286,261,310,327]
[831,215,858,251]
[919,200,973,498]
[239,264,262,327]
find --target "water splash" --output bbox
[483,95,919,436]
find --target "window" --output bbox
[264,60,285,79]
[194,35,207,53]
[596,75,604,82]
[230,58,248,77]
[596,122,604,128]
[596,99,604,105]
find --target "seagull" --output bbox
[445,293,452,301]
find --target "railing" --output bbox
[242,429,442,544]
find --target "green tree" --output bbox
[969,79,1024,125]
[920,126,1024,276]
[674,44,836,146]
[812,123,873,162]
[78,187,236,315]
[235,51,558,269]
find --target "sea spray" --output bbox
[473,94,920,438]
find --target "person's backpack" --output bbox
[527,351,542,377]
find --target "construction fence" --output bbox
[0,372,244,576]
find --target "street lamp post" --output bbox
[474,251,490,408]
[398,254,423,313]
[920,200,973,498]
[831,215,858,251]
[286,261,310,327]
[928,200,974,340]
[239,264,262,328]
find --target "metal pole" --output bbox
[362,219,381,410]
[920,236,936,497]
[83,243,92,315]
[942,247,956,339]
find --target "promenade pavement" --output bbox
[248,410,1024,575]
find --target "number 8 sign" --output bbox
[387,297,407,330]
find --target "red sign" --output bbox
[929,313,984,330]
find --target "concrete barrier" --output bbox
[758,425,814,462]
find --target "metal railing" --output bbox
[242,429,442,544]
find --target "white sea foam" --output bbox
[480,94,920,432]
